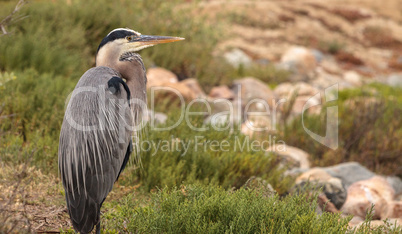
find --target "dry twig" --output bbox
[0,0,28,36]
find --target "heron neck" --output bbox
[96,50,147,102]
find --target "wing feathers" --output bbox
[59,66,137,233]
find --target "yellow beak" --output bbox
[131,35,185,46]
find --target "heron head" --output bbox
[96,28,184,65]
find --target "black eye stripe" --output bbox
[97,30,139,52]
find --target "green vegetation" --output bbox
[1,0,401,232]
[283,83,402,176]
[319,40,345,54]
[102,184,352,233]
[126,119,293,194]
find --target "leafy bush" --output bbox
[102,184,351,233]
[282,83,402,176]
[119,111,293,194]
[0,69,76,173]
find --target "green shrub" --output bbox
[0,69,76,173]
[102,184,351,233]
[282,83,402,176]
[119,111,293,194]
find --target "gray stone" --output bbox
[398,56,402,64]
[144,111,168,125]
[387,73,402,87]
[154,112,168,125]
[279,46,317,81]
[295,168,347,210]
[343,71,362,87]
[311,49,324,63]
[322,162,375,189]
[223,48,252,68]
[204,114,231,127]
[232,77,275,111]
[386,176,402,196]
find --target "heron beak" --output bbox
[132,35,185,46]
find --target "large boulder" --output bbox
[274,82,320,98]
[381,201,402,219]
[387,73,402,88]
[143,110,168,126]
[343,71,362,87]
[279,46,317,81]
[209,85,235,100]
[232,77,275,112]
[224,48,252,68]
[151,78,205,103]
[273,82,294,98]
[181,78,206,99]
[322,162,375,189]
[241,115,273,138]
[341,176,395,219]
[267,144,310,170]
[295,168,347,210]
[291,95,321,115]
[146,67,178,88]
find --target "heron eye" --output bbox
[126,36,132,41]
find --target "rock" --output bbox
[153,112,168,125]
[241,115,273,137]
[209,85,235,100]
[273,82,294,98]
[279,46,317,80]
[387,73,402,87]
[232,77,275,112]
[293,82,321,97]
[296,168,334,182]
[268,144,310,170]
[256,58,270,65]
[381,201,402,219]
[317,193,339,213]
[320,59,342,75]
[146,67,178,88]
[295,168,346,210]
[386,176,402,197]
[343,71,362,86]
[311,49,324,63]
[322,162,375,189]
[143,111,168,125]
[341,176,395,219]
[312,70,350,90]
[151,82,195,103]
[348,216,364,227]
[291,95,322,115]
[181,78,206,99]
[204,114,231,127]
[274,82,320,99]
[243,176,276,198]
[206,98,243,127]
[223,48,252,68]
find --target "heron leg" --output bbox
[96,221,101,234]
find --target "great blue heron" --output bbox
[58,28,183,233]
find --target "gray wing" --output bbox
[58,66,133,233]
